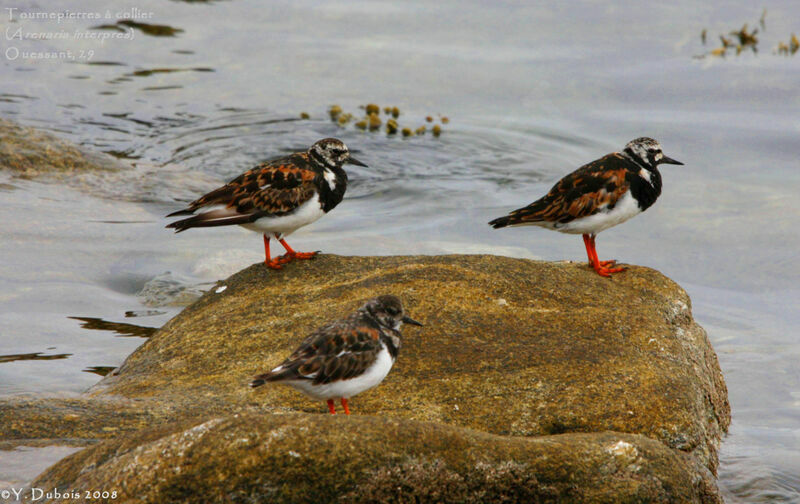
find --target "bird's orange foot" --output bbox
[599,260,617,267]
[277,251,318,264]
[592,264,626,277]
[327,399,336,415]
[293,251,318,260]
[341,398,351,415]
[264,258,283,270]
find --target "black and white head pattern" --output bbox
[361,295,417,331]
[623,137,664,168]
[309,138,352,168]
[623,137,683,170]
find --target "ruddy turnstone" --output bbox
[166,138,366,269]
[250,295,422,415]
[489,137,683,277]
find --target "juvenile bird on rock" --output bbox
[251,295,422,415]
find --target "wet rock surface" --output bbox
[0,118,125,178]
[28,413,721,504]
[3,255,730,502]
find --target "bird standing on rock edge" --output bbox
[250,295,422,415]
[165,138,367,269]
[489,137,683,277]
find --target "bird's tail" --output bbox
[250,375,268,388]
[488,215,513,229]
[250,372,281,388]
[489,205,546,228]
[165,208,253,233]
[166,208,195,218]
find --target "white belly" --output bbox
[546,191,643,235]
[239,194,325,237]
[283,345,395,400]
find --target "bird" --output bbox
[165,138,367,269]
[489,137,683,277]
[250,295,422,415]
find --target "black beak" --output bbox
[402,315,423,327]
[348,156,368,167]
[660,154,684,166]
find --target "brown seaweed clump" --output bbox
[321,103,448,138]
[776,34,799,56]
[695,11,797,59]
[368,114,382,131]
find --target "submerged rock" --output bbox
[0,117,125,178]
[6,255,729,501]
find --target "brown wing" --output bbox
[252,315,384,387]
[490,153,634,227]
[166,153,319,231]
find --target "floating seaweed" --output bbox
[776,34,799,55]
[320,103,447,138]
[337,113,353,125]
[731,24,758,50]
[0,352,72,363]
[116,20,184,37]
[300,112,310,119]
[69,316,157,338]
[695,11,797,59]
[368,114,382,131]
[83,366,117,377]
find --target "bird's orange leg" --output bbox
[277,237,317,263]
[263,235,283,269]
[589,235,617,267]
[327,399,336,415]
[582,234,594,265]
[584,234,625,277]
[341,398,351,415]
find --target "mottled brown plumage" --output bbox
[489,137,683,277]
[251,295,422,415]
[504,154,631,226]
[165,138,366,269]
[257,320,384,386]
[166,154,325,230]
